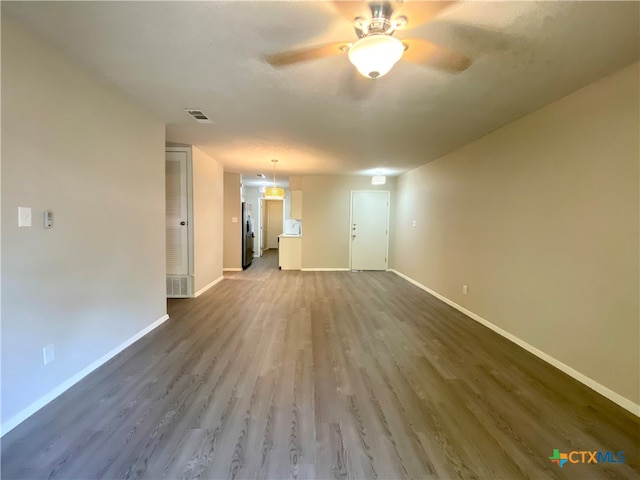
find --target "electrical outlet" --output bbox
[43,344,55,365]
[462,284,468,295]
[412,220,417,228]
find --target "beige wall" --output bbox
[192,146,224,291]
[1,19,167,429]
[223,172,242,269]
[301,176,396,269]
[390,63,639,405]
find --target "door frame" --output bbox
[165,147,195,295]
[257,198,264,257]
[349,190,391,271]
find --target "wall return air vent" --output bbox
[166,275,193,298]
[184,109,213,124]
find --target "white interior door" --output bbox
[258,199,265,257]
[267,200,283,249]
[166,151,189,275]
[350,191,390,270]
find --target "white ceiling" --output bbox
[3,1,639,187]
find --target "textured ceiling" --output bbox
[3,1,639,186]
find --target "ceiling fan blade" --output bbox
[401,38,471,73]
[265,41,351,67]
[393,1,458,29]
[331,1,371,22]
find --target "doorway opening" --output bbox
[264,199,283,252]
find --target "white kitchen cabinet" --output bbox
[290,190,303,219]
[278,235,301,270]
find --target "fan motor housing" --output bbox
[354,1,399,38]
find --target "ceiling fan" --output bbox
[265,1,471,79]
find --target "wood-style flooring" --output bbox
[2,250,638,479]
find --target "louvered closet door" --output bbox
[166,151,189,275]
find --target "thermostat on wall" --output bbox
[44,211,53,228]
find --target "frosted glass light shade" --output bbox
[348,35,404,79]
[263,186,286,200]
[371,175,387,185]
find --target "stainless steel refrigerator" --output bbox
[241,202,254,269]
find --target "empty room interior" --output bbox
[1,1,639,479]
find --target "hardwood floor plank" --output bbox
[2,251,638,479]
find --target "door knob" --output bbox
[180,221,186,226]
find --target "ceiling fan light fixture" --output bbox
[348,35,404,79]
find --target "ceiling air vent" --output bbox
[184,109,213,124]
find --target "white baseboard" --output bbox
[194,275,224,297]
[301,268,351,272]
[1,313,170,437]
[223,268,242,272]
[388,269,640,418]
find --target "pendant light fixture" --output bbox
[262,159,286,200]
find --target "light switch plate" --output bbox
[231,217,238,223]
[18,207,32,227]
[43,344,55,365]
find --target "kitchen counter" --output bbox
[278,234,301,270]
